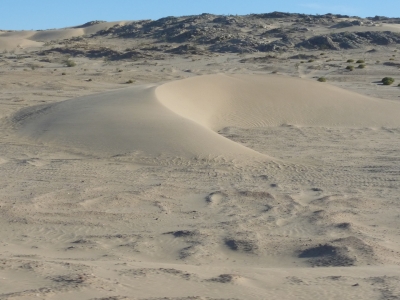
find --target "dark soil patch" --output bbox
[225,239,256,252]
[165,230,196,238]
[298,244,355,267]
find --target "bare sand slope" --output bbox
[0,31,43,50]
[0,21,129,50]
[13,84,262,160]
[13,74,400,161]
[30,21,129,41]
[157,74,400,130]
[0,36,43,50]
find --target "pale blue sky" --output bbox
[1,0,399,30]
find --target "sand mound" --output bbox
[30,21,129,41]
[0,21,130,50]
[0,36,43,50]
[13,84,261,160]
[12,74,400,160]
[156,74,400,130]
[30,28,86,42]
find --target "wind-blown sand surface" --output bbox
[2,74,400,299]
[1,16,400,299]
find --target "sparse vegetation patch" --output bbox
[62,58,76,67]
[381,77,395,85]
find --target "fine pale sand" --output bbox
[0,21,128,50]
[13,74,400,160]
[1,20,400,300]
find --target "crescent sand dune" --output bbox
[12,83,265,160]
[13,74,400,161]
[156,74,400,129]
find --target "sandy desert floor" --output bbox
[1,19,400,300]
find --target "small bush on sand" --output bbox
[62,72,66,75]
[356,59,365,63]
[308,59,314,62]
[126,79,134,84]
[358,64,366,69]
[30,64,40,70]
[346,65,354,71]
[382,77,395,85]
[62,58,76,67]
[317,77,327,82]
[347,59,354,63]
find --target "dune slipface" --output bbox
[156,74,400,130]
[13,74,400,160]
[13,83,264,160]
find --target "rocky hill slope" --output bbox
[30,12,400,60]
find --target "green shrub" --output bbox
[358,64,366,69]
[347,59,354,63]
[126,79,134,84]
[30,64,39,70]
[61,72,66,75]
[308,59,314,62]
[356,59,365,63]
[62,58,76,67]
[346,65,354,71]
[389,58,395,61]
[317,77,327,82]
[382,77,395,85]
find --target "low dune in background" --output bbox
[0,21,128,50]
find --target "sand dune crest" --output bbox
[13,74,400,160]
[157,74,400,130]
